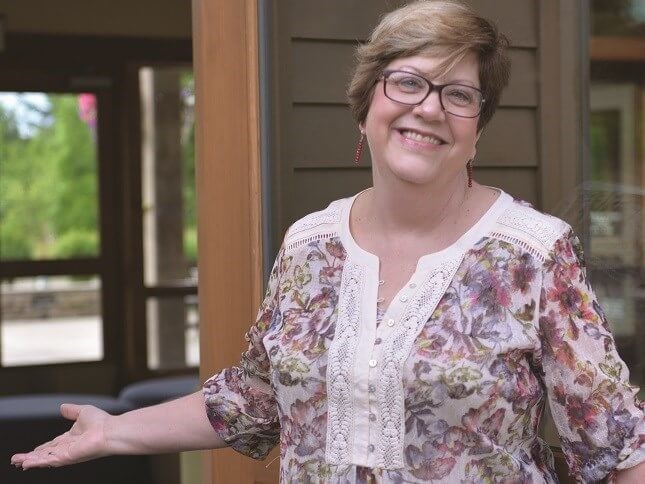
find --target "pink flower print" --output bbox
[510,253,537,294]
[547,280,582,317]
[282,399,326,456]
[405,440,456,480]
[325,239,346,260]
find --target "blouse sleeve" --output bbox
[202,246,284,460]
[537,228,645,482]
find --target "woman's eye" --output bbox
[395,77,424,90]
[446,88,474,104]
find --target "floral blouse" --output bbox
[203,189,645,483]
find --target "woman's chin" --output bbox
[387,163,441,186]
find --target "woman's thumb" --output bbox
[60,403,83,421]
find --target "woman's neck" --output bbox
[365,173,471,239]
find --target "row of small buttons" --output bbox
[368,312,380,453]
[399,282,417,302]
[366,281,418,455]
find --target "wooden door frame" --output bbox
[192,1,275,482]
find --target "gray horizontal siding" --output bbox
[276,0,541,230]
[291,41,537,106]
[290,106,537,168]
[288,0,537,48]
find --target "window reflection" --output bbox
[588,0,645,395]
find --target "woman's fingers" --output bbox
[10,453,27,467]
[20,449,60,470]
[12,447,57,469]
[14,438,74,469]
[11,404,109,470]
[60,403,83,421]
[33,432,70,452]
[10,406,81,468]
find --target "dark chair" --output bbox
[117,375,201,484]
[0,394,153,484]
[118,375,200,409]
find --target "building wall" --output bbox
[0,0,191,38]
[271,0,542,246]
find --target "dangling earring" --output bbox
[466,159,474,188]
[354,132,365,165]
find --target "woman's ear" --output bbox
[469,130,483,159]
[359,122,366,134]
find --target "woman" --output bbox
[11,1,645,482]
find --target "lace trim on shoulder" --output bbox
[496,203,568,256]
[488,232,547,262]
[374,256,464,468]
[286,200,343,243]
[325,261,364,465]
[286,232,338,251]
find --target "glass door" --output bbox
[587,0,645,395]
[0,73,120,395]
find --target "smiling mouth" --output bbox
[398,129,446,145]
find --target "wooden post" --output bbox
[192,0,278,482]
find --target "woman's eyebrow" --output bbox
[393,66,479,87]
[448,79,479,87]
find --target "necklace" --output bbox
[374,185,470,309]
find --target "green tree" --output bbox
[0,102,54,259]
[46,96,99,257]
[0,94,98,260]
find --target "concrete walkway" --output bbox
[2,317,200,368]
[1,317,102,366]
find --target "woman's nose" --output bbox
[413,90,445,120]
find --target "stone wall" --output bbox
[2,289,100,320]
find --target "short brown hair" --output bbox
[347,0,510,132]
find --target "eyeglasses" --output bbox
[381,70,485,118]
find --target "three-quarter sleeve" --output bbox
[202,247,284,460]
[537,228,645,482]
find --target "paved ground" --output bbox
[1,317,102,366]
[1,318,199,367]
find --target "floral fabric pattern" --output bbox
[203,194,644,483]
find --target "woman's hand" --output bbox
[10,391,226,470]
[10,403,111,470]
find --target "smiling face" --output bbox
[363,52,481,188]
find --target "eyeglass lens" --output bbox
[384,71,482,118]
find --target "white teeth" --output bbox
[401,130,443,145]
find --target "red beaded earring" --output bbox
[466,159,474,188]
[354,133,365,165]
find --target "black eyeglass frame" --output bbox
[381,69,486,118]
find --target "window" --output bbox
[139,66,198,370]
[587,0,645,395]
[0,91,104,367]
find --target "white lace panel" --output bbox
[374,256,464,468]
[496,205,568,255]
[287,200,343,243]
[325,261,365,465]
[325,251,464,469]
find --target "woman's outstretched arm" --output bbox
[11,390,224,470]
